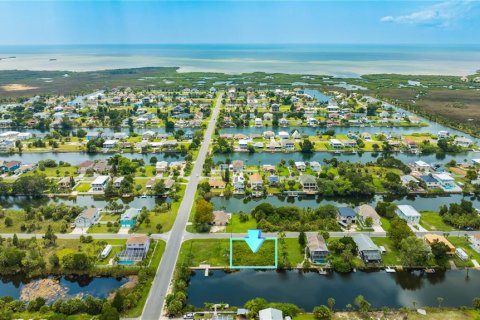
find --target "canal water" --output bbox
[0,151,187,164]
[0,275,127,301]
[187,269,480,310]
[212,151,476,166]
[0,195,167,210]
[211,194,480,213]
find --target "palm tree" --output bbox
[437,297,444,308]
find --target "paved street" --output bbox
[142,92,223,320]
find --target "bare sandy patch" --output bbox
[1,83,38,91]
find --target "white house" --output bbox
[259,308,283,320]
[74,208,100,228]
[125,235,151,259]
[295,161,306,171]
[254,118,263,127]
[310,161,322,172]
[454,137,473,147]
[437,131,449,139]
[103,139,117,149]
[113,176,124,188]
[156,161,168,174]
[395,205,421,225]
[278,131,289,139]
[238,139,249,150]
[330,139,343,149]
[233,175,245,193]
[91,175,110,191]
[414,160,431,172]
[470,234,480,253]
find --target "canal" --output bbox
[0,275,127,302]
[187,269,480,310]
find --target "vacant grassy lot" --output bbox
[420,211,455,231]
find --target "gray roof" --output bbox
[353,234,380,252]
[307,234,328,252]
[299,174,316,184]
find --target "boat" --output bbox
[425,268,436,274]
[141,194,147,198]
[385,266,396,273]
[334,150,341,154]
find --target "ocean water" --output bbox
[0,44,479,76]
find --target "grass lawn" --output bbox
[381,217,391,231]
[87,223,120,234]
[136,185,185,233]
[100,213,120,222]
[0,210,68,233]
[292,309,480,320]
[53,239,127,265]
[448,236,480,262]
[371,237,402,266]
[75,182,91,192]
[225,214,257,233]
[420,211,455,231]
[231,240,276,267]
[179,239,230,267]
[178,237,305,268]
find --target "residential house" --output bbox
[355,204,381,227]
[120,208,141,227]
[419,175,440,188]
[213,210,231,226]
[233,175,245,193]
[113,177,124,188]
[146,178,156,190]
[208,179,226,189]
[78,160,94,174]
[353,234,382,263]
[278,131,289,139]
[299,174,317,192]
[268,175,279,186]
[432,173,460,191]
[337,207,356,226]
[254,118,263,127]
[401,175,418,186]
[232,160,244,173]
[103,139,117,149]
[329,139,343,149]
[271,104,280,112]
[156,161,168,174]
[424,234,455,255]
[437,131,449,139]
[454,137,473,148]
[469,234,480,253]
[395,205,421,225]
[249,173,263,190]
[238,139,249,150]
[259,308,283,320]
[414,160,431,172]
[404,140,417,151]
[310,161,321,172]
[294,161,306,171]
[74,208,100,228]
[263,131,275,139]
[58,176,72,189]
[1,160,21,173]
[281,139,294,150]
[279,118,288,127]
[86,132,101,141]
[91,175,110,191]
[307,234,329,264]
[125,235,151,259]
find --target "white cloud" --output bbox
[380,0,477,27]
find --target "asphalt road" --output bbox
[142,93,223,320]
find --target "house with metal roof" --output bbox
[395,205,421,225]
[337,207,356,226]
[353,234,382,263]
[120,208,141,227]
[307,234,329,264]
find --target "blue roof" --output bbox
[338,207,355,218]
[419,175,438,183]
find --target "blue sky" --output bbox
[0,0,479,45]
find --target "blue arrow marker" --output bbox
[244,229,265,253]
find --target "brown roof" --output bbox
[5,160,20,168]
[79,160,94,168]
[208,179,226,187]
[473,234,480,241]
[127,235,150,245]
[232,160,244,168]
[250,173,262,183]
[424,234,455,252]
[356,205,380,220]
[213,211,230,225]
[80,207,98,219]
